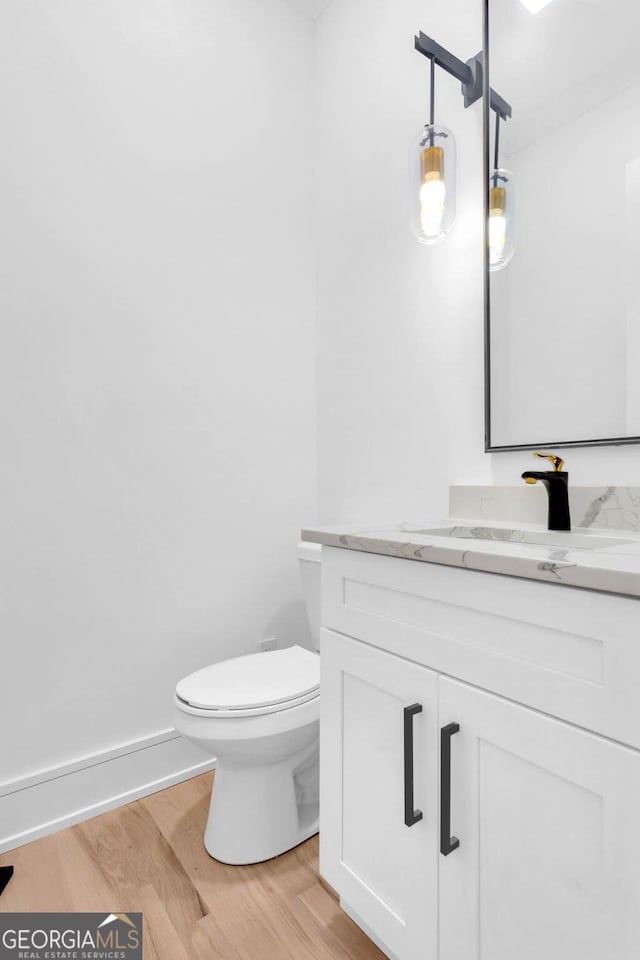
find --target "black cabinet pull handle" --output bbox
[440,722,460,855]
[403,703,423,827]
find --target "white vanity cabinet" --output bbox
[319,546,640,960]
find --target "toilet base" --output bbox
[204,744,319,865]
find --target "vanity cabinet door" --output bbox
[320,629,439,960]
[438,677,640,960]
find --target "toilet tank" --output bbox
[297,541,322,652]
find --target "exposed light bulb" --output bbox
[519,0,555,13]
[489,178,515,272]
[489,210,507,266]
[418,142,448,243]
[420,177,446,238]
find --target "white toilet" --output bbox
[173,541,322,865]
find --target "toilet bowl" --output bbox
[173,542,322,865]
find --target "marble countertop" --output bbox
[301,518,640,598]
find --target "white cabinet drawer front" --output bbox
[343,577,603,683]
[321,547,640,747]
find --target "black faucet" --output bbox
[521,453,571,531]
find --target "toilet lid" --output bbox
[176,645,319,711]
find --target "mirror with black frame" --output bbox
[485,0,640,451]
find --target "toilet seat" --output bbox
[175,645,319,719]
[175,689,320,719]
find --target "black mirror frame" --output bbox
[482,0,640,452]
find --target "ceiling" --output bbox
[283,0,334,20]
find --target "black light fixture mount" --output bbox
[414,32,482,108]
[413,32,512,120]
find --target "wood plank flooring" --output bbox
[0,772,384,960]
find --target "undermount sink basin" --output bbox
[418,525,632,552]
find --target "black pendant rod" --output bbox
[493,112,501,186]
[429,59,435,147]
[430,57,435,126]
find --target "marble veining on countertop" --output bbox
[450,485,640,532]
[302,487,640,598]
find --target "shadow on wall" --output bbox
[263,599,313,652]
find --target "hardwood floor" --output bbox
[0,772,384,960]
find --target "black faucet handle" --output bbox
[522,455,571,531]
[533,452,565,472]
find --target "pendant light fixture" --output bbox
[412,32,514,263]
[411,58,456,245]
[489,111,516,271]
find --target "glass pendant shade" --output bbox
[489,168,516,271]
[411,124,456,244]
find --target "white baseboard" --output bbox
[0,730,215,853]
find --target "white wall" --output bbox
[4,0,640,804]
[316,0,485,523]
[315,0,640,526]
[0,0,316,785]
